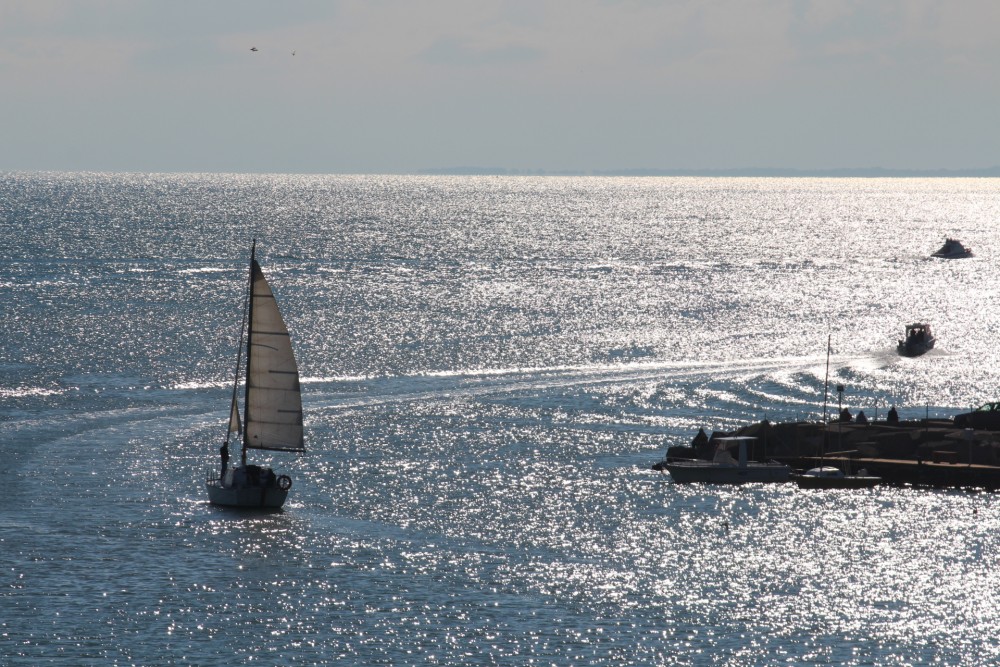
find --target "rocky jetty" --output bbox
[660,418,1000,490]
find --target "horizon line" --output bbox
[419,166,1000,178]
[4,166,1000,178]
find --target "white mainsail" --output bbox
[244,260,305,453]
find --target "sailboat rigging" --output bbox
[793,335,880,489]
[206,239,305,508]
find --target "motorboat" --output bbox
[931,238,972,259]
[663,436,791,484]
[793,466,880,489]
[897,322,935,357]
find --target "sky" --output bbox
[1,0,999,174]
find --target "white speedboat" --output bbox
[206,240,305,509]
[897,322,935,357]
[931,238,972,259]
[794,466,880,489]
[664,437,791,484]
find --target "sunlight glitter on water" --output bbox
[6,174,1000,664]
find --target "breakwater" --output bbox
[664,418,1000,490]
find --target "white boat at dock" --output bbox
[663,436,791,484]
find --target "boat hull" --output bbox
[664,462,791,484]
[206,465,291,509]
[897,338,935,357]
[931,239,972,258]
[207,481,288,508]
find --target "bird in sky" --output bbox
[250,47,258,52]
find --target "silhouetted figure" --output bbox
[220,443,230,479]
[887,406,899,424]
[856,410,868,425]
[839,408,852,422]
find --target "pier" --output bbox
[665,418,1000,490]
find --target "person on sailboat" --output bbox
[219,442,230,479]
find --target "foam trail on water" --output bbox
[306,354,861,413]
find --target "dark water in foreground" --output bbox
[3,173,1000,665]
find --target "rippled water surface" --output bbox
[4,173,1000,665]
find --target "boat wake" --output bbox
[305,354,862,414]
[8,354,884,449]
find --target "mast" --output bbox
[241,239,257,466]
[821,334,831,466]
[224,284,249,447]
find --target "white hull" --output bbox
[665,436,790,484]
[665,461,791,484]
[793,466,880,489]
[206,481,288,508]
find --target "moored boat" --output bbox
[793,465,880,489]
[663,436,791,484]
[206,240,305,509]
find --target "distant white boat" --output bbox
[793,465,880,489]
[206,240,305,509]
[664,437,791,484]
[931,238,972,259]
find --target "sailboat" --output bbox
[206,240,305,508]
[793,335,880,490]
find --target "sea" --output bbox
[3,172,1000,666]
